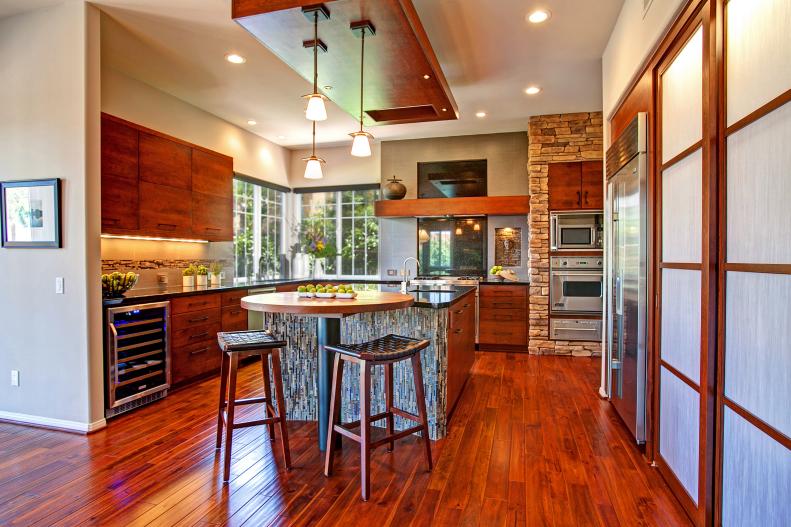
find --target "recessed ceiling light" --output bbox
[423,74,431,80]
[475,111,487,118]
[247,119,257,125]
[527,9,551,24]
[441,107,447,112]
[323,85,333,91]
[525,86,541,95]
[225,53,246,64]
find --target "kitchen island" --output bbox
[255,285,476,440]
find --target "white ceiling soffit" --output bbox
[0,0,70,19]
[97,0,624,149]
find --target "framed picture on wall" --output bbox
[1,179,62,248]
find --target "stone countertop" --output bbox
[108,279,474,309]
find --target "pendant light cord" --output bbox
[313,11,319,95]
[359,27,365,131]
[312,120,316,156]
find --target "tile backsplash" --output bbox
[101,238,234,289]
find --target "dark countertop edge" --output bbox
[105,279,474,310]
[479,279,531,285]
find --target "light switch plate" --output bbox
[387,269,397,276]
[11,370,19,387]
[55,277,64,294]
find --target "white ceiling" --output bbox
[8,0,625,148]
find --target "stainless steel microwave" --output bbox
[550,211,603,251]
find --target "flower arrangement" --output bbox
[300,222,337,277]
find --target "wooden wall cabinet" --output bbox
[478,285,529,350]
[446,293,476,418]
[101,116,140,232]
[548,161,603,210]
[100,113,233,241]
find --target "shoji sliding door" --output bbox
[654,8,716,524]
[717,0,791,524]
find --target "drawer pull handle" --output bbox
[454,328,463,334]
[463,304,470,308]
[188,316,210,323]
[157,223,177,230]
[454,309,464,315]
[205,227,221,231]
[188,301,208,307]
[189,332,209,340]
[190,347,210,356]
[493,302,513,307]
[104,218,120,224]
[229,310,241,316]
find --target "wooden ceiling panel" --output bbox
[232,0,459,126]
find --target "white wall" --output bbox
[288,143,381,189]
[602,0,686,144]
[0,1,104,431]
[102,66,291,187]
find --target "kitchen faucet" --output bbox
[400,257,420,294]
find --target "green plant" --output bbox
[183,264,197,277]
[196,265,208,276]
[209,262,223,275]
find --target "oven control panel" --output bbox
[550,256,603,270]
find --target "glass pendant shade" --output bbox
[350,132,372,157]
[303,156,324,179]
[305,94,327,121]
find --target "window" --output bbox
[233,178,286,281]
[297,187,379,278]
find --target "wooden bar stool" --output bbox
[216,329,291,482]
[323,334,433,501]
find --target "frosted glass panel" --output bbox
[659,366,700,504]
[726,0,791,126]
[661,268,701,383]
[725,272,791,437]
[722,407,791,527]
[662,148,702,263]
[662,26,703,162]
[727,101,791,264]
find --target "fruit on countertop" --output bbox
[489,265,503,275]
[101,271,139,298]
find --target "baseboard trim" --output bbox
[0,411,107,434]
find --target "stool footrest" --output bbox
[371,425,425,449]
[230,417,282,429]
[340,411,389,430]
[390,407,421,423]
[234,396,268,406]
[333,424,361,442]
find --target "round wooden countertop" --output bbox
[241,291,414,316]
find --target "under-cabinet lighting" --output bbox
[101,234,209,244]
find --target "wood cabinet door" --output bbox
[101,116,138,181]
[580,161,604,209]
[192,149,232,199]
[192,192,232,241]
[101,117,139,232]
[139,132,191,190]
[102,173,139,232]
[548,162,582,210]
[139,181,192,236]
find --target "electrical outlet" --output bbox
[387,269,397,276]
[11,370,19,387]
[55,277,64,294]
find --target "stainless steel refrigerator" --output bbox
[606,113,648,444]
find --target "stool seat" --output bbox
[325,334,429,362]
[217,329,286,352]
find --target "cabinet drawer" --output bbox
[479,308,526,323]
[172,340,221,385]
[479,321,527,345]
[221,305,247,331]
[479,285,527,298]
[221,290,248,307]
[172,308,220,331]
[449,299,474,329]
[171,294,221,314]
[480,297,526,310]
[172,322,221,349]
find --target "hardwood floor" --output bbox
[0,353,691,526]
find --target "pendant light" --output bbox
[303,121,325,179]
[302,6,329,121]
[349,21,375,157]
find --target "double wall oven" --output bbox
[549,255,604,342]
